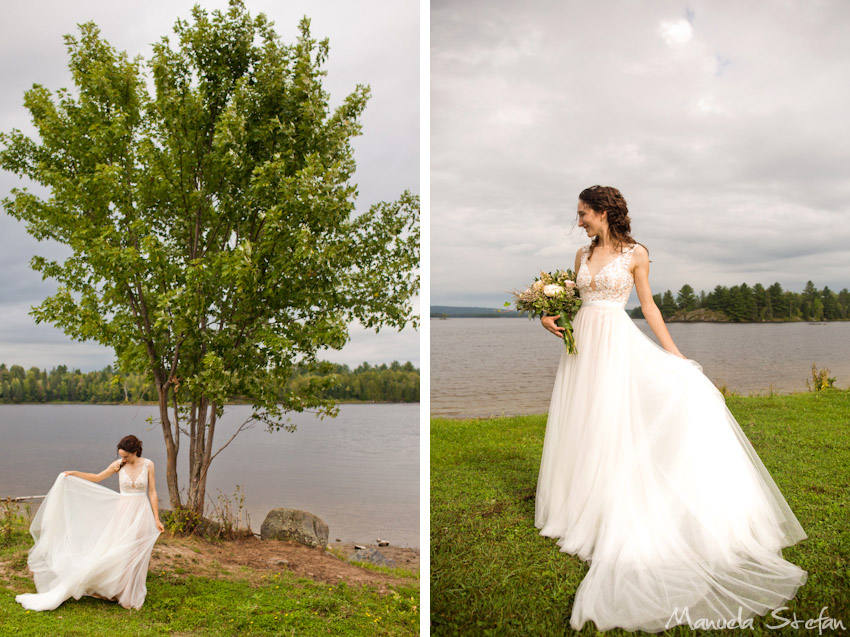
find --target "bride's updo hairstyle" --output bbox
[579,185,647,258]
[117,435,143,469]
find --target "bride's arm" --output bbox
[632,245,685,358]
[147,461,165,532]
[64,459,120,482]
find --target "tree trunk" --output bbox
[186,396,214,515]
[157,383,182,510]
[154,385,218,518]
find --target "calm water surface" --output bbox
[431,317,850,418]
[0,403,418,547]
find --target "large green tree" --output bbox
[0,2,419,515]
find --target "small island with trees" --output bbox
[631,281,849,322]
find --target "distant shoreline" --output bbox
[431,305,522,318]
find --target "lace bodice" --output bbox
[576,243,636,306]
[118,458,150,495]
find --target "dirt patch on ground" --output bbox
[0,551,29,583]
[148,534,419,595]
[2,533,419,596]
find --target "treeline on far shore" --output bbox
[433,280,849,323]
[0,361,419,405]
[630,281,850,322]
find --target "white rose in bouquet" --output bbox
[564,280,576,289]
[543,284,563,297]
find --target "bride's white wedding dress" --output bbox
[15,458,161,611]
[534,243,808,632]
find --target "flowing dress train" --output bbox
[15,457,161,611]
[534,243,807,632]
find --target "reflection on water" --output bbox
[431,317,850,419]
[0,403,419,547]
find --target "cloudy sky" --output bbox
[431,0,850,309]
[0,0,418,371]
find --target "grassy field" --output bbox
[0,529,419,636]
[431,389,850,636]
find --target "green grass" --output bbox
[431,389,850,636]
[1,531,419,636]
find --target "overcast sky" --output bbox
[0,0,418,372]
[431,0,850,309]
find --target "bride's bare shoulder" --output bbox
[574,246,585,268]
[630,243,650,273]
[631,243,649,260]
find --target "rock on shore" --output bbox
[261,508,329,548]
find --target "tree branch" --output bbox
[200,415,254,484]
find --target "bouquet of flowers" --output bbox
[505,269,582,354]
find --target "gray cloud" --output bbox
[431,0,850,307]
[0,0,419,371]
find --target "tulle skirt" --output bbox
[15,474,161,611]
[534,300,808,632]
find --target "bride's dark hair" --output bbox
[117,435,143,470]
[579,185,649,259]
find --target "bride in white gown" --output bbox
[15,435,164,611]
[536,186,808,632]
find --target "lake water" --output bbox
[431,317,850,418]
[0,403,419,548]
